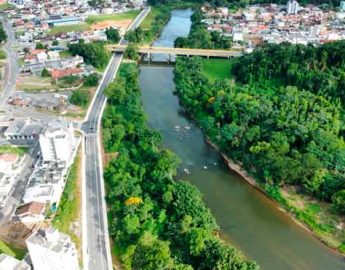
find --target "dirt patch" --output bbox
[91,19,132,34]
[0,221,50,248]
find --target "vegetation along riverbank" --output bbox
[101,63,259,269]
[126,1,198,45]
[174,43,345,254]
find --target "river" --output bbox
[138,9,345,270]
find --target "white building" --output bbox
[39,120,75,163]
[0,154,21,207]
[287,0,299,14]
[0,253,31,270]
[26,228,79,270]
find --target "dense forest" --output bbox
[175,10,232,49]
[232,41,345,106]
[102,63,259,270]
[174,56,345,216]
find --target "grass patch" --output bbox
[200,58,233,81]
[281,186,345,252]
[86,10,140,24]
[52,147,81,254]
[59,50,73,59]
[0,146,28,156]
[0,3,15,10]
[0,50,6,60]
[52,146,81,246]
[48,24,91,36]
[140,7,160,30]
[0,240,26,260]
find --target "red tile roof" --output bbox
[50,68,84,80]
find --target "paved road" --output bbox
[81,7,150,270]
[1,19,19,107]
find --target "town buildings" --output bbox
[201,0,345,48]
[26,228,79,270]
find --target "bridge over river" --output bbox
[106,44,243,58]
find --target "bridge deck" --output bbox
[106,45,243,58]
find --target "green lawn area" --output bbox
[0,240,27,260]
[48,24,91,36]
[140,7,160,30]
[0,146,28,156]
[0,50,6,60]
[59,50,73,59]
[0,3,15,10]
[52,148,81,253]
[86,10,140,25]
[200,58,233,81]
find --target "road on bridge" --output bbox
[106,44,244,58]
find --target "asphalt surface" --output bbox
[81,7,151,270]
[1,19,19,107]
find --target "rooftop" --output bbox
[0,254,30,270]
[26,228,74,254]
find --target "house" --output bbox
[14,201,45,223]
[50,67,84,81]
[36,51,48,63]
[47,51,60,61]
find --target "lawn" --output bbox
[86,10,140,25]
[0,50,6,60]
[59,50,73,59]
[52,147,81,255]
[0,146,28,156]
[140,7,160,30]
[0,3,15,10]
[48,23,91,36]
[200,58,233,81]
[0,240,27,259]
[16,75,54,92]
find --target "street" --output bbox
[81,7,151,270]
[1,18,19,107]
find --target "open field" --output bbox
[48,23,91,36]
[0,239,26,259]
[0,146,28,155]
[86,10,139,24]
[17,75,54,92]
[200,58,233,81]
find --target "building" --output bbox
[14,201,45,223]
[0,253,31,270]
[0,153,22,207]
[287,0,299,14]
[3,118,42,142]
[50,68,84,81]
[26,228,79,270]
[45,16,84,27]
[39,120,75,163]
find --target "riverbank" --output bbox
[205,136,345,256]
[102,63,258,269]
[174,56,345,257]
[138,2,198,44]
